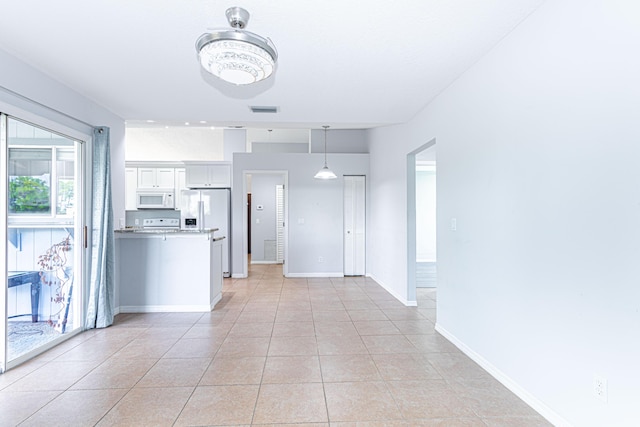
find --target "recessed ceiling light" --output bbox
[146,120,155,123]
[185,122,190,126]
[199,120,207,124]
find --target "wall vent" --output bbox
[250,106,279,113]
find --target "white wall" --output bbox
[250,173,285,262]
[252,142,308,153]
[310,129,369,154]
[126,127,223,161]
[223,129,246,161]
[247,128,309,145]
[232,153,369,277]
[248,128,309,153]
[367,1,640,425]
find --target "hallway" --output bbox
[0,263,550,426]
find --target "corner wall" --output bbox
[367,0,640,425]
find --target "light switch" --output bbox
[450,217,457,232]
[256,218,260,224]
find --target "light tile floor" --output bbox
[0,263,552,426]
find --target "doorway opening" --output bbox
[407,139,436,305]
[242,171,288,277]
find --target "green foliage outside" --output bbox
[9,176,50,213]
[57,179,74,215]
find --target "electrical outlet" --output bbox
[318,256,324,263]
[593,375,608,402]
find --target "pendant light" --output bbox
[314,126,337,180]
[196,7,278,85]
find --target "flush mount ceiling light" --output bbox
[196,7,278,85]
[314,126,337,180]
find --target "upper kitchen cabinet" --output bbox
[185,162,231,188]
[137,167,175,189]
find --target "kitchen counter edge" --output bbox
[115,228,220,235]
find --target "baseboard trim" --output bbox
[232,273,247,279]
[435,323,571,427]
[210,293,222,310]
[366,274,417,306]
[286,272,344,278]
[250,260,281,265]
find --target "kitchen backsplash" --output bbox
[124,209,181,228]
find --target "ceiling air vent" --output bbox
[250,106,279,114]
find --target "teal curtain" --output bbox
[85,127,114,328]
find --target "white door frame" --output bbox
[406,138,436,304]
[241,170,289,278]
[0,114,7,373]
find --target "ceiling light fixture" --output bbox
[196,7,278,85]
[314,126,337,180]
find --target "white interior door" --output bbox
[344,175,365,276]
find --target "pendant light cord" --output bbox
[323,125,329,166]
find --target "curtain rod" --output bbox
[0,84,98,130]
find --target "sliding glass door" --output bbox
[1,114,85,371]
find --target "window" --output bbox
[7,118,77,223]
[9,148,52,214]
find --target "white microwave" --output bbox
[136,190,175,209]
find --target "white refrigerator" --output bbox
[180,188,231,277]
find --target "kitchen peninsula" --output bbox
[115,228,224,313]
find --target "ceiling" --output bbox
[0,1,545,130]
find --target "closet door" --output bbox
[344,176,365,276]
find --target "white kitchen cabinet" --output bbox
[137,167,175,189]
[125,168,138,210]
[174,168,187,209]
[185,163,231,188]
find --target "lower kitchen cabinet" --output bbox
[115,231,224,312]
